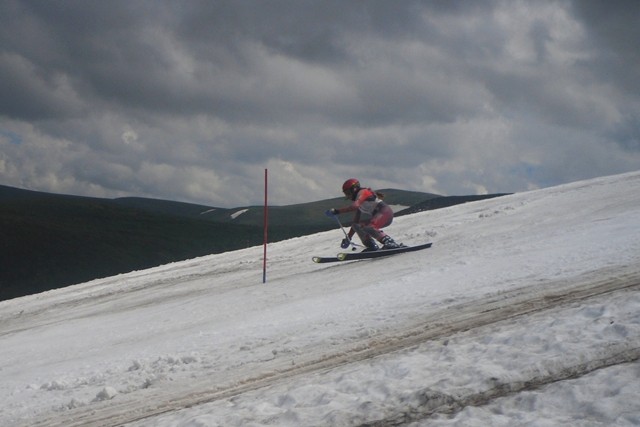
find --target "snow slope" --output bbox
[1,171,639,427]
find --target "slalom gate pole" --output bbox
[263,168,268,283]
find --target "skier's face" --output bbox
[344,187,358,200]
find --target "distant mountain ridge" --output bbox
[111,188,440,225]
[0,184,506,301]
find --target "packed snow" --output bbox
[1,171,640,427]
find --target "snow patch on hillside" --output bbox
[230,208,249,219]
[388,204,409,212]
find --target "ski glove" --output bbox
[325,208,339,217]
[340,238,350,249]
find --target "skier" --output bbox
[325,178,402,251]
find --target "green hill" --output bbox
[0,186,263,301]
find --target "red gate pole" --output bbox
[263,168,268,283]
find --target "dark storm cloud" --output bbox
[0,1,478,124]
[0,0,638,206]
[570,0,640,90]
[569,0,640,151]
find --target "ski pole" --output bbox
[331,215,359,250]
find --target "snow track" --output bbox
[4,171,640,427]
[26,265,640,427]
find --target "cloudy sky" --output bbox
[1,0,638,207]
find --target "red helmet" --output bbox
[342,178,360,198]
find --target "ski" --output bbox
[312,242,432,263]
[312,256,341,263]
[337,242,432,261]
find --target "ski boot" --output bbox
[381,236,402,249]
[361,238,379,252]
